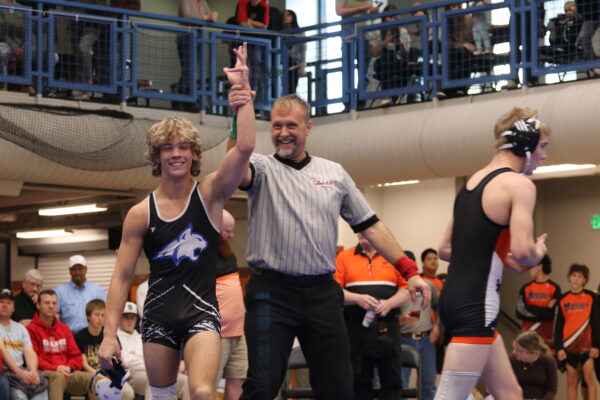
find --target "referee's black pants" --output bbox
[240,270,353,400]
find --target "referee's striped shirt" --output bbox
[243,153,378,276]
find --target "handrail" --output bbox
[0,0,598,116]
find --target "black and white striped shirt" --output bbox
[243,153,377,276]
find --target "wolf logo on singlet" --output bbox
[439,168,513,344]
[141,182,221,349]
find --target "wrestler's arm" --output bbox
[204,43,255,207]
[98,201,147,369]
[508,177,547,266]
[438,218,453,262]
[361,221,431,308]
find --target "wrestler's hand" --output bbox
[98,335,121,371]
[504,253,533,273]
[407,275,431,310]
[224,42,250,89]
[590,348,599,359]
[557,349,567,361]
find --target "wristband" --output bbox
[394,256,419,279]
[229,115,237,139]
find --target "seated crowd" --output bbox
[1,248,599,400]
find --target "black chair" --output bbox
[280,347,314,400]
[400,344,422,399]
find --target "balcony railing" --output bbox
[0,0,598,116]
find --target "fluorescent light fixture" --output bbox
[38,204,108,216]
[376,180,420,188]
[533,164,597,174]
[17,229,73,239]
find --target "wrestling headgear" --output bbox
[497,117,541,157]
[497,117,541,174]
[92,358,130,400]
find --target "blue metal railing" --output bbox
[0,0,598,115]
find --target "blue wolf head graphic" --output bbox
[153,223,208,266]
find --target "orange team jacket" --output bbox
[516,279,561,347]
[554,289,600,354]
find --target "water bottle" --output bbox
[362,310,376,327]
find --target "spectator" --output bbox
[399,249,440,400]
[74,299,135,400]
[336,0,382,108]
[175,0,218,111]
[0,341,10,399]
[547,1,583,59]
[515,255,561,350]
[215,210,247,400]
[54,254,106,333]
[0,0,24,90]
[13,269,44,326]
[27,289,99,400]
[555,264,599,400]
[444,3,476,97]
[67,0,110,100]
[372,5,416,106]
[235,0,270,107]
[510,330,558,400]
[117,302,190,400]
[281,9,306,95]
[471,0,492,55]
[575,0,600,62]
[0,288,48,400]
[135,279,148,318]
[335,233,410,399]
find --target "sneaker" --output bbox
[473,50,482,55]
[71,90,91,100]
[500,80,518,90]
[380,97,393,107]
[436,91,447,99]
[483,49,493,54]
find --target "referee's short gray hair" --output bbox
[24,268,43,282]
[272,94,311,124]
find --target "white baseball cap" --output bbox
[123,302,138,315]
[69,254,87,268]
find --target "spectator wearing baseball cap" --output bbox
[0,288,49,399]
[54,255,106,333]
[117,302,190,400]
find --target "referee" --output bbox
[228,91,431,400]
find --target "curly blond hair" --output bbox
[145,117,202,176]
[494,107,551,150]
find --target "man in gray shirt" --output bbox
[228,91,430,400]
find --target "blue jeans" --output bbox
[401,335,437,400]
[11,387,48,400]
[0,376,9,399]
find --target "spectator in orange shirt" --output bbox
[555,264,599,400]
[335,233,410,400]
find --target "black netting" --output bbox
[0,100,227,171]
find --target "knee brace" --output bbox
[434,371,481,400]
[150,383,177,400]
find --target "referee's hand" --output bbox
[407,275,431,310]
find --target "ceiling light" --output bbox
[38,204,108,216]
[16,229,74,239]
[375,180,420,188]
[533,164,597,174]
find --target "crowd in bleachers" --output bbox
[0,0,599,113]
[1,248,599,399]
